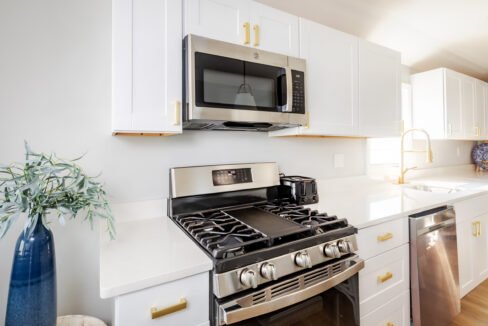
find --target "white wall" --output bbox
[0,0,366,323]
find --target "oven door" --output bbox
[215,255,364,326]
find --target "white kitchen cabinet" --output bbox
[455,194,488,297]
[357,217,409,324]
[270,20,401,138]
[360,290,410,326]
[112,0,182,135]
[358,40,402,137]
[183,0,299,56]
[412,67,487,140]
[113,272,209,326]
[477,80,488,138]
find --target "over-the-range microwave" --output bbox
[183,34,307,131]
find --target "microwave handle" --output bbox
[283,67,293,113]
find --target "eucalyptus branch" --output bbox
[0,142,115,239]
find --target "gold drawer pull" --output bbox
[151,298,187,320]
[386,322,394,326]
[473,221,481,237]
[173,100,181,126]
[377,233,393,242]
[378,272,393,283]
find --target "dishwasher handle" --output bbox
[409,206,456,238]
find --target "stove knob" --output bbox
[295,251,312,268]
[323,243,341,258]
[260,262,277,281]
[337,240,354,254]
[240,268,258,289]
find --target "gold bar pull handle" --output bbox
[378,272,393,283]
[386,322,394,326]
[475,126,480,137]
[473,221,479,237]
[478,221,482,237]
[243,22,251,45]
[377,232,393,242]
[253,24,260,47]
[151,298,187,320]
[173,100,181,126]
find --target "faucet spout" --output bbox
[398,128,433,184]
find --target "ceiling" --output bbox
[257,0,488,81]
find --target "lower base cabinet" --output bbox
[113,272,209,326]
[360,290,410,326]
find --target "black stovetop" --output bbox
[173,201,356,273]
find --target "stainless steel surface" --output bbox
[410,206,460,326]
[217,255,364,325]
[170,162,279,198]
[294,251,313,268]
[184,34,307,129]
[240,269,258,289]
[260,263,277,281]
[337,240,353,254]
[213,235,358,298]
[324,243,341,258]
[404,184,461,194]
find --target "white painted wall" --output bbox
[0,0,366,324]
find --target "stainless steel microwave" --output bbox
[183,34,307,131]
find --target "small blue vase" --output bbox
[5,215,57,326]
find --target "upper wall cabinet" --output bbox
[358,40,401,137]
[183,0,299,56]
[271,18,401,138]
[412,68,488,140]
[112,0,182,135]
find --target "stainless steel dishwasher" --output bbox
[410,206,460,326]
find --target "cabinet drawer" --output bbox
[357,218,408,260]
[361,290,410,326]
[114,272,209,326]
[455,193,488,223]
[359,244,409,317]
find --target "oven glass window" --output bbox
[195,52,287,112]
[231,275,359,326]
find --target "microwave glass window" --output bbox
[203,69,275,108]
[195,52,286,112]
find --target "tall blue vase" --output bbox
[5,215,57,326]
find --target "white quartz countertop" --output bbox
[100,168,488,299]
[99,204,212,299]
[308,172,488,229]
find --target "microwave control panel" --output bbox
[292,70,305,113]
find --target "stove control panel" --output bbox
[212,168,253,186]
[214,235,359,298]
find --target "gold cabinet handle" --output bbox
[386,322,394,326]
[173,100,181,126]
[253,24,260,47]
[243,22,250,45]
[377,233,393,242]
[378,272,393,283]
[478,221,482,237]
[475,126,480,137]
[151,298,187,319]
[473,221,481,237]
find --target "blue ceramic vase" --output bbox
[5,215,57,326]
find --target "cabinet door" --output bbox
[296,19,358,136]
[475,214,488,283]
[183,0,250,46]
[479,81,488,138]
[462,76,478,139]
[457,216,477,297]
[444,70,464,139]
[358,40,401,137]
[112,0,182,134]
[250,2,299,56]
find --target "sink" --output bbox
[403,184,462,194]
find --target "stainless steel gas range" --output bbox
[168,163,364,325]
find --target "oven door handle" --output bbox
[219,256,365,325]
